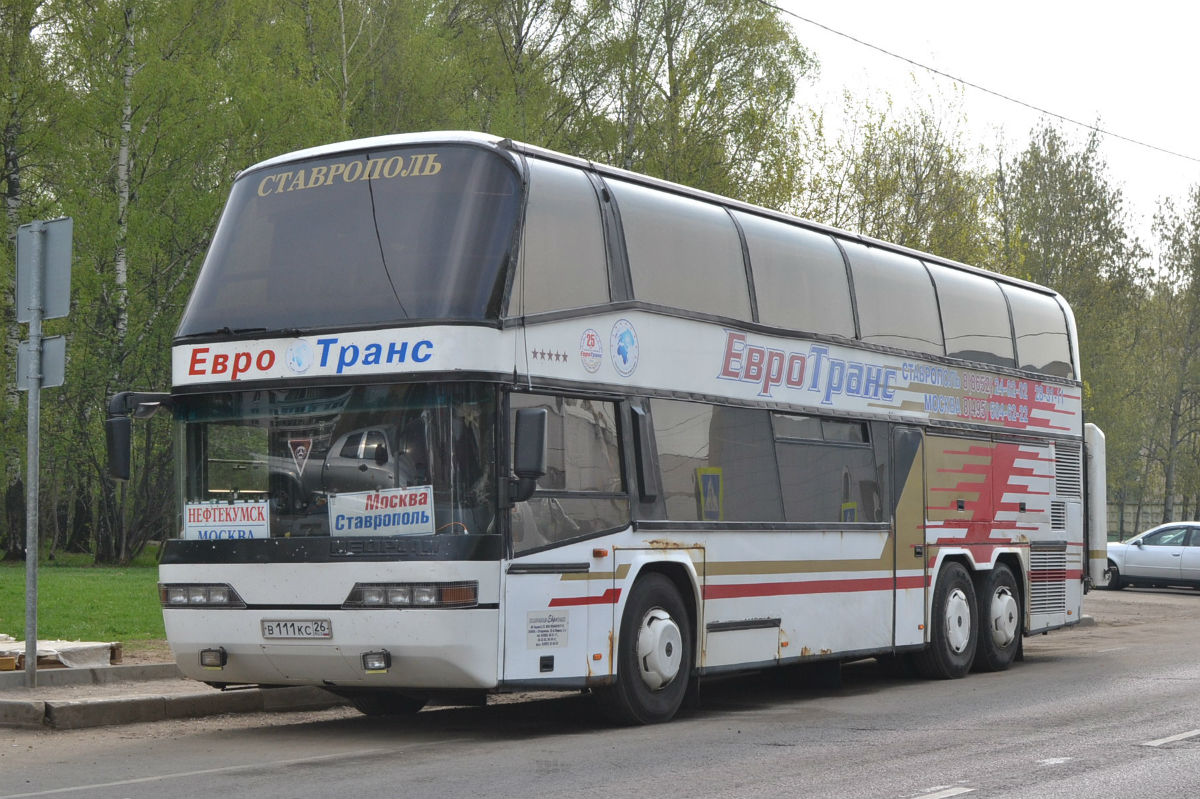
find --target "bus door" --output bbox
[892,426,927,647]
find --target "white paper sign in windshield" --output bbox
[184,501,270,540]
[327,486,435,536]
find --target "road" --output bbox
[4,587,1200,799]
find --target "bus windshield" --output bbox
[175,383,497,539]
[176,144,521,336]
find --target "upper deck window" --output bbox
[609,179,751,320]
[1002,286,1074,378]
[177,145,521,337]
[843,242,944,356]
[927,263,1016,367]
[508,159,609,316]
[733,211,855,337]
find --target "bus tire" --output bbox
[973,563,1020,672]
[914,561,977,679]
[342,689,427,716]
[595,573,692,725]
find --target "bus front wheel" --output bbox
[340,689,427,716]
[914,561,977,679]
[595,573,692,725]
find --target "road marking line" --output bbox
[0,745,424,798]
[1142,729,1200,748]
[916,788,975,798]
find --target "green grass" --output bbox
[0,554,165,643]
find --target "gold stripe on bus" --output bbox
[704,556,892,576]
[560,563,632,582]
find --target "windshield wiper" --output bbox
[177,326,269,339]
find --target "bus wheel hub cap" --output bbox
[989,587,1019,648]
[636,608,682,691]
[945,588,972,654]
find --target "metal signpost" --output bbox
[15,217,72,687]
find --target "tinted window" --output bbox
[609,180,751,320]
[509,159,608,315]
[927,263,1015,366]
[843,242,944,356]
[509,394,628,552]
[178,145,521,335]
[1002,286,1073,378]
[649,399,782,522]
[733,212,855,337]
[772,412,881,523]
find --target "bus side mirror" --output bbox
[511,407,547,503]
[105,391,171,481]
[106,414,132,481]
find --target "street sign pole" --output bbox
[23,220,44,688]
[16,217,71,689]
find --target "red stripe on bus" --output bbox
[549,588,622,607]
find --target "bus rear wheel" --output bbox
[595,573,692,725]
[973,563,1020,672]
[914,561,977,679]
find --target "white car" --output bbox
[1105,521,1200,590]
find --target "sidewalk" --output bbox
[0,662,347,730]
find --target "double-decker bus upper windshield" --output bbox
[175,383,497,540]
[177,144,521,336]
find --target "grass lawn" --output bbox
[0,550,165,646]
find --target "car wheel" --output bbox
[1104,562,1123,590]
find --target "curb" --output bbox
[0,685,347,730]
[0,663,181,690]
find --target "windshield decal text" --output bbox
[256,153,443,198]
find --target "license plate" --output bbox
[261,619,332,639]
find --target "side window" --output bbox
[509,393,628,552]
[1143,528,1186,547]
[927,262,1016,367]
[842,241,944,356]
[772,413,882,523]
[733,211,855,337]
[608,179,751,320]
[1002,286,1073,378]
[361,430,387,461]
[509,159,609,315]
[339,433,362,459]
[649,399,783,522]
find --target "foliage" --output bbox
[0,0,1195,558]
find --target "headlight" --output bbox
[343,581,478,609]
[159,583,246,608]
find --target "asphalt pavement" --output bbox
[0,662,347,730]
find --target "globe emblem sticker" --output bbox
[610,319,639,377]
[286,340,313,374]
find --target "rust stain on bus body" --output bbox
[643,539,704,550]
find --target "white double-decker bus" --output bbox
[107,131,1107,724]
